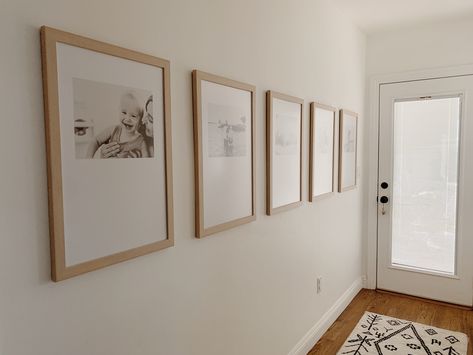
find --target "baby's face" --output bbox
[120,95,141,133]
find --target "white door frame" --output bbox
[366,63,473,290]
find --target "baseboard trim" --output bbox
[288,277,363,355]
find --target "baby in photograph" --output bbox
[86,92,148,158]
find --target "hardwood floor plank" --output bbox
[307,289,472,355]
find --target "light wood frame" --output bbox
[338,109,358,192]
[266,91,303,215]
[192,70,256,238]
[40,26,174,281]
[309,102,337,201]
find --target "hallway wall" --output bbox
[0,1,366,354]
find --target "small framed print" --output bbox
[339,109,358,192]
[309,102,336,201]
[40,26,174,281]
[266,91,303,215]
[192,70,256,238]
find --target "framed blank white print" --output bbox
[266,91,303,215]
[309,102,336,201]
[192,70,256,238]
[339,109,358,192]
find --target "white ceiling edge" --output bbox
[331,0,473,35]
[366,13,473,37]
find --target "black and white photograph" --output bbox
[207,103,247,158]
[41,26,173,281]
[344,125,356,153]
[73,78,155,159]
[317,128,332,154]
[266,92,303,215]
[193,71,256,237]
[310,103,336,201]
[274,113,299,156]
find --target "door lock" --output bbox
[380,196,389,215]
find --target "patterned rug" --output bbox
[337,312,468,355]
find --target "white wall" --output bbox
[0,1,366,354]
[367,17,473,75]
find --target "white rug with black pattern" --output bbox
[337,312,468,355]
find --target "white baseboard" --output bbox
[288,277,363,355]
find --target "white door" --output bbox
[377,75,473,307]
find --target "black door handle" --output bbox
[380,196,389,204]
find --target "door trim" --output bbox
[366,64,473,291]
[376,289,473,311]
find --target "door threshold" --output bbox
[376,289,473,311]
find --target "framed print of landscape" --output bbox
[192,70,256,238]
[40,26,174,281]
[309,102,336,201]
[266,91,303,215]
[339,109,358,192]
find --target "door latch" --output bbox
[380,196,389,215]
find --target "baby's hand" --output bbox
[98,142,120,158]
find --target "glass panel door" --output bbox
[377,75,473,306]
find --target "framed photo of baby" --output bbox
[41,26,174,281]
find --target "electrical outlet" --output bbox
[316,277,322,294]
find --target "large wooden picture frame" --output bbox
[309,102,336,201]
[339,109,358,192]
[192,70,256,238]
[41,26,174,281]
[266,91,303,215]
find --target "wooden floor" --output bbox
[308,289,473,355]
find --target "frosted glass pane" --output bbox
[391,97,460,274]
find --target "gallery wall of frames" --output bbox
[41,26,359,281]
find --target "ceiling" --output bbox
[332,0,473,33]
